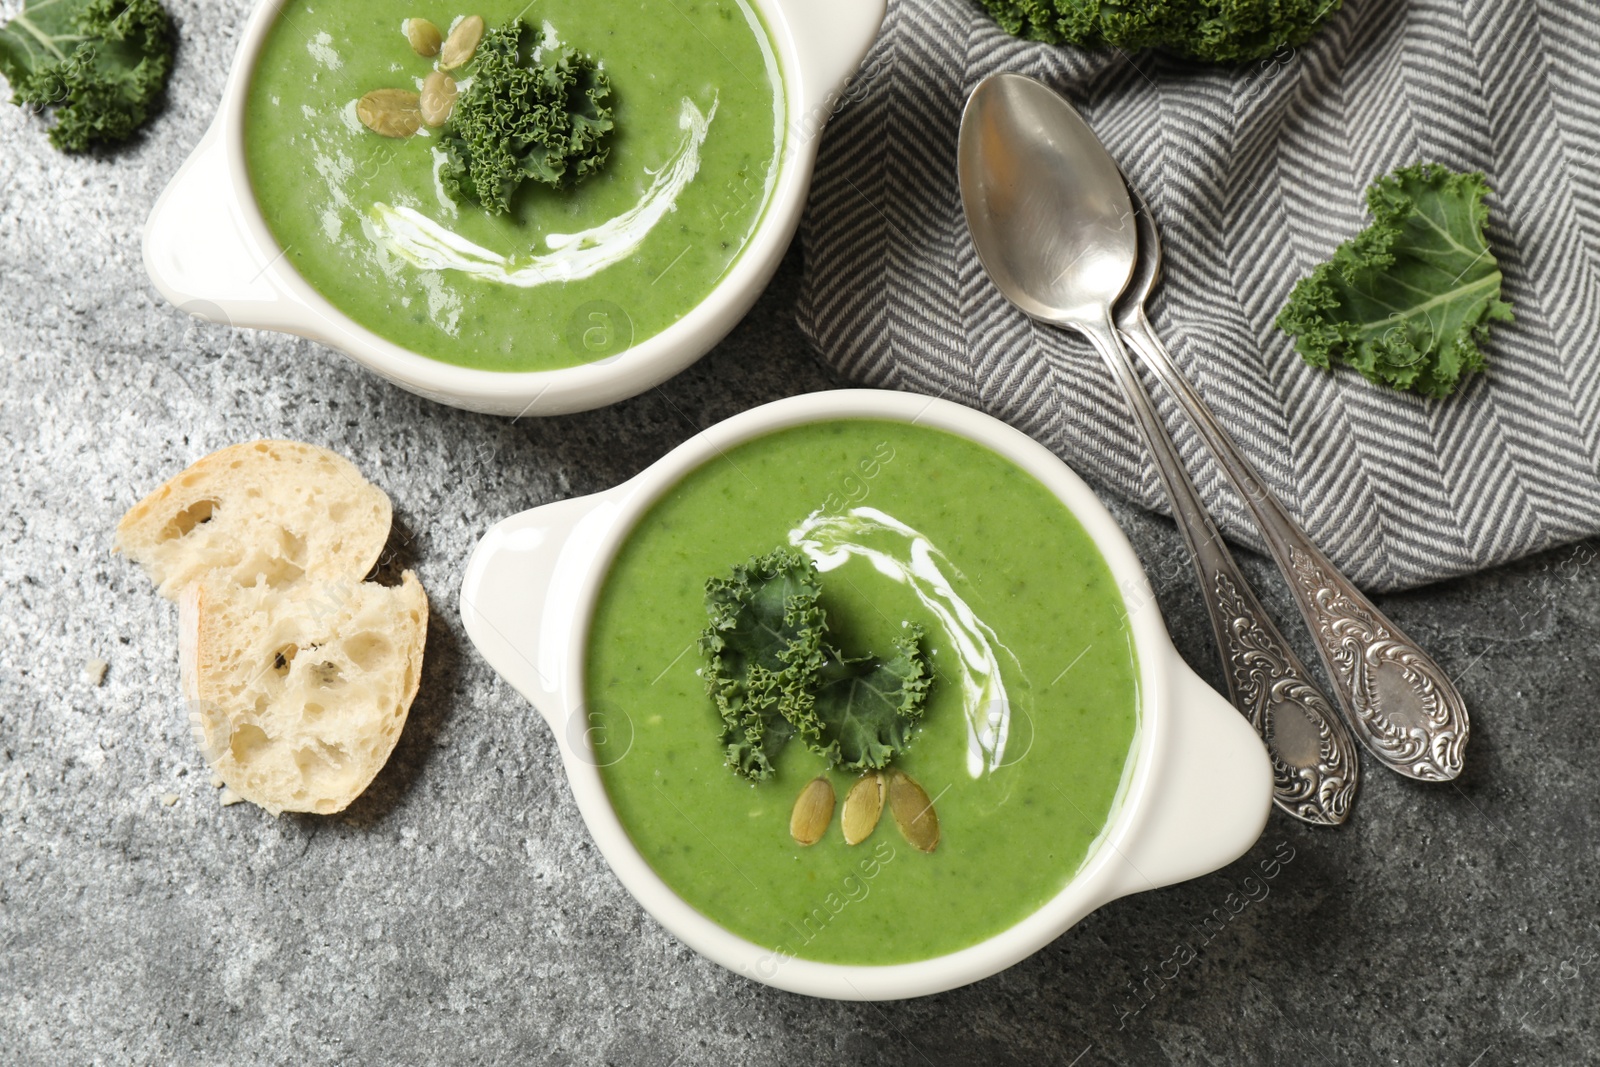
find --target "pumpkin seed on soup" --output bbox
[841,772,885,845]
[887,769,940,853]
[405,17,442,56]
[790,776,835,846]
[420,70,457,127]
[357,88,423,138]
[440,14,484,70]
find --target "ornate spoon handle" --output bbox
[1118,310,1469,781]
[1077,316,1358,825]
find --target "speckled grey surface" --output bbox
[3,4,1599,1064]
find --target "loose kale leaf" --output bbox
[699,550,827,782]
[976,0,1341,63]
[1276,163,1514,399]
[0,0,173,152]
[806,628,932,774]
[438,19,613,216]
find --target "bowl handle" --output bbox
[143,116,306,334]
[1100,655,1273,900]
[458,483,638,733]
[769,0,886,118]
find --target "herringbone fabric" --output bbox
[797,0,1600,592]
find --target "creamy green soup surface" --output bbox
[585,420,1142,966]
[244,0,782,370]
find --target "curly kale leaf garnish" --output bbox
[0,0,174,152]
[700,552,934,780]
[976,0,1341,64]
[1276,163,1514,399]
[438,19,613,216]
[723,667,797,782]
[699,550,828,782]
[807,628,932,773]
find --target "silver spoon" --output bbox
[1115,183,1469,782]
[958,73,1358,824]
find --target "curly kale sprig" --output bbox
[439,19,613,216]
[977,0,1342,64]
[0,0,174,151]
[1276,163,1514,399]
[700,550,828,782]
[700,549,933,782]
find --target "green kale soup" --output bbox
[244,0,782,371]
[585,420,1141,965]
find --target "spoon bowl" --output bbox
[1123,182,1164,307]
[958,74,1137,328]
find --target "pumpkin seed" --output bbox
[420,70,457,127]
[405,17,442,57]
[841,772,884,845]
[357,89,423,138]
[439,14,484,70]
[789,776,835,846]
[887,768,939,853]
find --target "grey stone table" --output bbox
[3,5,1599,1063]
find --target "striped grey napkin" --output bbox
[797,0,1600,592]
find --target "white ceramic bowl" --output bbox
[143,0,883,415]
[459,390,1272,1000]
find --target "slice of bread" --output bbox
[116,440,391,600]
[119,439,428,816]
[180,571,429,815]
